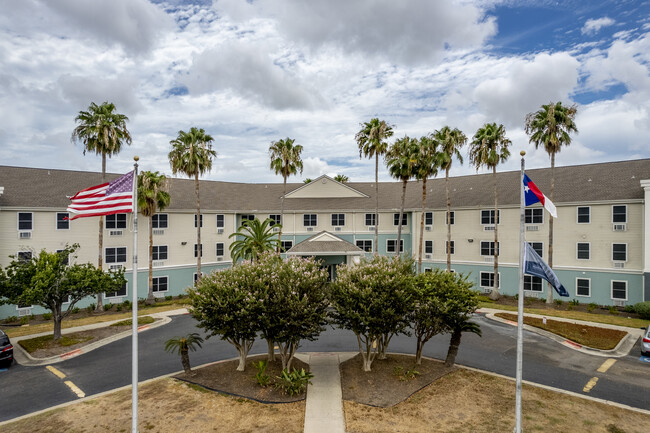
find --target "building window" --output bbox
[193,273,203,283]
[280,241,293,253]
[612,281,627,300]
[386,239,404,253]
[17,251,32,262]
[612,243,626,262]
[106,213,127,229]
[576,278,590,297]
[480,241,499,256]
[105,283,127,298]
[269,214,281,226]
[152,214,168,229]
[525,208,543,224]
[425,241,433,254]
[194,244,203,258]
[446,241,455,255]
[105,247,127,264]
[56,249,69,266]
[241,214,255,222]
[356,240,372,252]
[56,213,69,230]
[577,206,590,224]
[612,205,627,223]
[393,213,407,226]
[480,272,495,288]
[216,214,225,228]
[153,277,168,293]
[152,245,168,261]
[577,243,590,260]
[446,211,454,225]
[304,214,317,227]
[18,212,33,231]
[528,242,543,258]
[194,214,203,228]
[331,214,345,226]
[524,275,543,292]
[425,212,433,226]
[216,243,224,257]
[365,213,377,226]
[481,209,500,225]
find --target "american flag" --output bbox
[67,171,134,220]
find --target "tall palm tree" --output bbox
[269,138,303,252]
[164,333,204,375]
[356,118,394,254]
[138,171,171,305]
[525,102,578,304]
[229,218,281,262]
[334,174,349,183]
[469,123,511,300]
[71,101,131,312]
[415,135,441,273]
[169,127,216,282]
[434,126,467,271]
[385,136,419,256]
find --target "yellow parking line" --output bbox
[64,380,86,398]
[597,358,616,373]
[46,366,66,379]
[583,377,598,393]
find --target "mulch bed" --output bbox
[175,354,310,403]
[340,353,456,407]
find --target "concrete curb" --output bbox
[479,308,644,358]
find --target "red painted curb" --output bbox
[562,339,582,349]
[60,348,82,359]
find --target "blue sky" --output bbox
[0,0,648,183]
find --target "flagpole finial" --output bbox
[520,150,526,156]
[134,156,139,162]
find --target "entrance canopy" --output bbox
[286,231,364,262]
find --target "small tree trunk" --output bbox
[53,306,63,341]
[357,334,375,372]
[96,153,106,313]
[415,338,424,365]
[445,330,463,367]
[146,215,155,305]
[267,338,276,362]
[181,349,192,374]
[236,342,251,372]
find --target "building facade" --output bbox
[1,159,649,319]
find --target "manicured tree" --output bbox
[72,101,131,312]
[409,270,448,365]
[164,333,204,375]
[138,171,171,305]
[334,174,349,183]
[525,102,578,304]
[434,126,467,271]
[228,218,280,262]
[356,118,394,254]
[385,135,419,257]
[329,255,415,371]
[188,263,262,371]
[469,123,511,300]
[0,244,126,340]
[414,135,441,273]
[269,138,303,251]
[169,127,216,282]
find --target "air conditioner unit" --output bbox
[273,227,280,233]
[425,226,432,231]
[613,224,626,232]
[17,307,32,317]
[526,226,539,231]
[483,288,492,294]
[19,231,31,239]
[153,229,164,235]
[524,291,539,298]
[484,226,495,231]
[216,257,223,261]
[306,227,314,231]
[109,230,123,236]
[368,226,375,231]
[483,257,494,263]
[217,228,224,234]
[613,262,625,269]
[424,254,431,259]
[153,261,164,267]
[334,227,342,231]
[109,264,123,270]
[613,300,625,307]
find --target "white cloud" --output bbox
[581,17,615,35]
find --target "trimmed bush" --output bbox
[634,301,650,320]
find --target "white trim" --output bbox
[215,213,225,228]
[152,245,168,261]
[425,240,433,255]
[355,239,373,253]
[611,242,627,262]
[393,213,407,226]
[216,242,225,257]
[479,271,500,288]
[575,277,591,298]
[480,240,499,256]
[152,276,169,293]
[364,213,378,226]
[576,205,591,224]
[331,213,345,227]
[611,204,627,224]
[303,213,318,227]
[17,211,33,231]
[480,209,500,225]
[576,242,590,260]
[446,240,455,255]
[105,213,127,230]
[152,213,169,229]
[105,246,127,264]
[611,280,628,301]
[524,207,544,225]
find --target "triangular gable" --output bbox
[311,232,342,242]
[287,231,364,255]
[285,175,368,199]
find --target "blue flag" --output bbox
[523,242,569,297]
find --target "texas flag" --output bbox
[523,174,557,219]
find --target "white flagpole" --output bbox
[132,157,139,433]
[515,151,526,433]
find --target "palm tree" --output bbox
[138,171,171,305]
[444,320,482,367]
[525,102,578,304]
[229,218,281,262]
[169,127,216,282]
[356,118,394,254]
[269,138,303,252]
[303,178,312,183]
[72,101,131,312]
[334,174,349,183]
[469,123,511,300]
[164,333,204,375]
[434,126,467,271]
[414,135,441,273]
[385,135,419,256]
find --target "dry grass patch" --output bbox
[495,312,627,349]
[3,377,305,433]
[344,369,649,433]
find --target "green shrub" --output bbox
[87,303,96,313]
[393,366,420,381]
[587,303,598,313]
[608,306,619,315]
[122,300,132,310]
[275,368,313,396]
[20,316,30,325]
[633,301,650,320]
[103,303,113,311]
[624,305,636,314]
[70,307,80,315]
[116,304,123,312]
[554,299,563,307]
[252,360,270,387]
[42,312,52,320]
[4,316,18,324]
[165,295,173,301]
[569,299,579,306]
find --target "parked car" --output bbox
[0,329,14,367]
[642,325,650,357]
